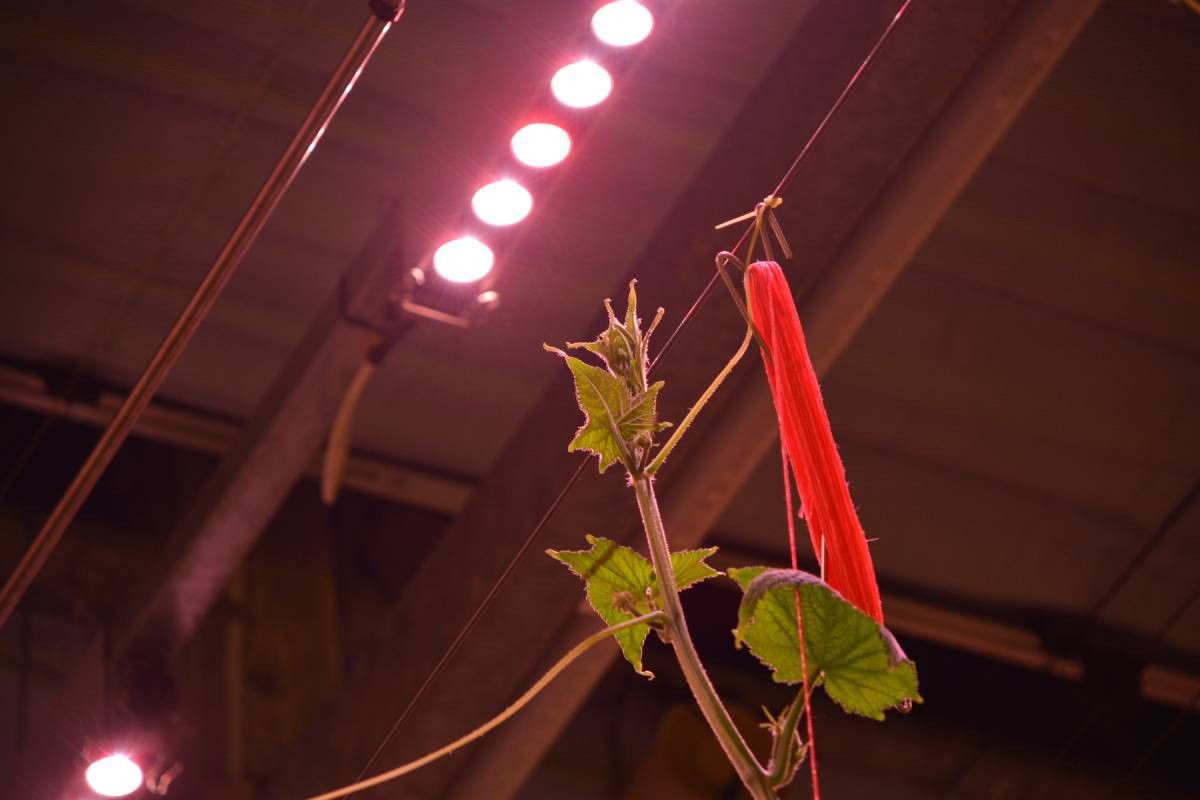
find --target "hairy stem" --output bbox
[632,475,777,800]
[302,612,666,800]
[766,686,809,787]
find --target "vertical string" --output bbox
[770,296,820,799]
[782,450,820,799]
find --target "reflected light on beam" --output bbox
[85,754,143,797]
[511,123,572,168]
[551,60,613,108]
[592,1,654,47]
[433,237,494,283]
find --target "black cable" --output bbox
[352,0,916,786]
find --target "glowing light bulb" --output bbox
[551,60,613,108]
[510,123,571,168]
[433,237,494,283]
[592,1,653,47]
[471,179,533,226]
[85,754,143,797]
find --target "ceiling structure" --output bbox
[1,0,1197,799]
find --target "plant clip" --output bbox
[714,250,771,364]
[714,195,793,264]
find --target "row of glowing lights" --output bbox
[82,6,651,796]
[433,0,655,284]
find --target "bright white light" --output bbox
[592,1,654,47]
[433,237,494,283]
[471,180,533,226]
[551,60,613,108]
[511,123,572,168]
[85,754,143,797]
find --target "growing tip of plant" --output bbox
[645,306,665,342]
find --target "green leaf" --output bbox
[570,324,636,385]
[548,537,721,677]
[549,536,654,675]
[728,567,921,720]
[623,278,638,333]
[619,381,666,436]
[545,349,632,472]
[547,281,670,473]
[671,546,721,590]
[545,348,666,473]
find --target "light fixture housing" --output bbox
[592,1,654,47]
[550,60,613,108]
[510,123,572,168]
[433,236,495,283]
[85,754,144,798]
[471,179,533,226]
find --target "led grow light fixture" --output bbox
[85,754,143,797]
[592,1,654,47]
[551,60,613,108]
[471,179,533,226]
[511,123,572,168]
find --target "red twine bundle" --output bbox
[746,260,884,622]
[746,261,886,799]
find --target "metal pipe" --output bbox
[0,363,472,513]
[0,3,405,631]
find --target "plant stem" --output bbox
[631,475,778,800]
[766,685,808,787]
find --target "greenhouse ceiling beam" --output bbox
[112,200,414,658]
[270,1,1099,798]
